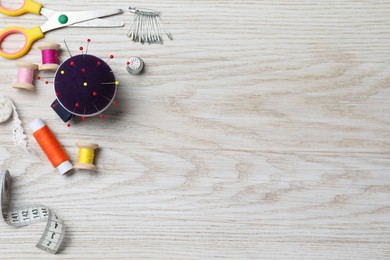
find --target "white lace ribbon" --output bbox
[0,95,28,151]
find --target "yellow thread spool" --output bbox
[74,142,98,171]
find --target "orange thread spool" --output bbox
[29,118,73,175]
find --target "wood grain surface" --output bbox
[0,0,389,259]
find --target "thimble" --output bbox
[126,56,144,75]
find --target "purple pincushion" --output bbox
[54,54,117,117]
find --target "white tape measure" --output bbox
[0,170,65,254]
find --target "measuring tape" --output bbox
[0,170,65,254]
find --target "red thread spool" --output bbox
[29,118,73,175]
[38,43,61,71]
[12,62,38,90]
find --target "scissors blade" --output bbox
[70,19,124,28]
[41,9,123,32]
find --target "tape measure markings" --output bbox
[1,170,65,254]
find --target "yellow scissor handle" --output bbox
[0,0,42,16]
[0,26,44,59]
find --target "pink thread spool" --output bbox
[12,62,38,91]
[38,43,61,71]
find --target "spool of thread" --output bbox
[12,62,38,90]
[126,56,144,75]
[29,118,73,175]
[74,142,98,171]
[38,43,61,71]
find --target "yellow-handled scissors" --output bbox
[0,0,123,59]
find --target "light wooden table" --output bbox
[0,0,389,259]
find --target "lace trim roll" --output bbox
[0,95,28,151]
